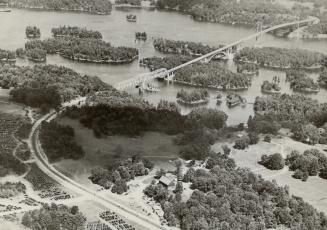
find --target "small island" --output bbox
[153,38,223,58]
[237,63,259,75]
[261,78,281,94]
[51,26,102,39]
[135,32,147,41]
[226,93,246,108]
[286,69,320,93]
[25,26,41,39]
[126,14,136,22]
[0,49,16,63]
[176,88,209,105]
[234,47,323,70]
[26,48,46,62]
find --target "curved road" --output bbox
[27,17,320,230]
[28,100,164,230]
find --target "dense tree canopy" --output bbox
[0,64,110,108]
[9,0,112,14]
[40,121,85,162]
[52,26,102,39]
[25,37,138,63]
[22,203,86,230]
[235,47,324,69]
[156,0,296,26]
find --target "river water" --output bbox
[0,8,327,125]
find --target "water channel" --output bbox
[0,8,326,125]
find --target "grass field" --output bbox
[54,118,180,185]
[212,131,327,214]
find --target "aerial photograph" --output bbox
[1,0,327,229]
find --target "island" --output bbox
[51,26,102,39]
[25,37,139,64]
[135,32,147,41]
[153,38,223,57]
[234,47,323,70]
[226,93,246,107]
[261,79,281,94]
[292,23,327,39]
[26,48,46,62]
[236,63,259,75]
[176,88,209,105]
[0,49,16,63]
[8,0,112,15]
[286,69,320,93]
[25,26,41,39]
[126,14,137,22]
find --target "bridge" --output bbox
[115,17,319,91]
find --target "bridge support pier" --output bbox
[166,72,175,85]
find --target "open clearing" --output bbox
[54,118,180,186]
[212,130,327,214]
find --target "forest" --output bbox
[0,49,16,61]
[176,89,209,104]
[0,64,110,109]
[115,0,141,6]
[25,37,139,63]
[261,80,281,93]
[153,38,222,56]
[89,156,153,194]
[140,56,192,71]
[25,26,41,38]
[173,62,252,90]
[235,47,324,69]
[286,69,319,92]
[144,148,327,229]
[156,0,296,26]
[22,203,85,229]
[51,26,102,39]
[26,48,46,62]
[319,68,327,87]
[8,0,112,14]
[305,22,327,35]
[39,121,85,162]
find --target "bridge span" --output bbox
[115,17,319,91]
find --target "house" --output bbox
[158,176,175,189]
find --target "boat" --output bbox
[126,14,137,22]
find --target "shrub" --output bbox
[259,153,285,170]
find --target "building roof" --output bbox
[159,176,174,186]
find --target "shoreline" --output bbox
[8,6,111,15]
[235,59,322,71]
[170,79,250,91]
[177,98,209,106]
[60,54,138,64]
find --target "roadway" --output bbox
[27,17,320,230]
[27,99,164,230]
